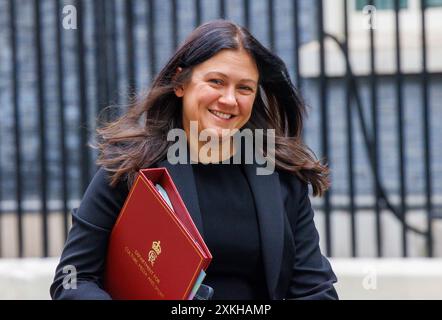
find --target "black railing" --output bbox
[312,0,437,258]
[0,0,439,258]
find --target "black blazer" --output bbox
[50,159,338,300]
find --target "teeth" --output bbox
[211,110,232,120]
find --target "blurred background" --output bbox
[0,0,441,299]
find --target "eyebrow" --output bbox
[205,71,258,85]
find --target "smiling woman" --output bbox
[176,49,259,162]
[50,20,338,300]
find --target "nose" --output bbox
[218,87,238,108]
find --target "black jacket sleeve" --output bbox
[49,168,129,300]
[285,178,339,300]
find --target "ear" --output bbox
[173,67,184,97]
[174,85,184,97]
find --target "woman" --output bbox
[50,20,338,300]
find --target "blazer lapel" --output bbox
[155,159,205,238]
[243,163,285,299]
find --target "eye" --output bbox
[238,85,254,93]
[208,79,223,85]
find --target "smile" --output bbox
[209,110,235,120]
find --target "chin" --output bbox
[204,127,235,140]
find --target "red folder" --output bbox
[104,167,212,300]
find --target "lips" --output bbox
[209,109,235,120]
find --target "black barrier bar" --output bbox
[34,0,49,257]
[268,0,275,52]
[394,0,407,257]
[93,0,108,175]
[0,79,1,255]
[0,123,1,256]
[195,0,202,28]
[94,0,109,116]
[420,0,433,257]
[292,0,301,90]
[125,0,136,95]
[343,0,357,257]
[105,0,119,116]
[368,0,382,257]
[148,0,156,82]
[75,0,90,195]
[8,0,24,258]
[171,0,178,51]
[293,0,304,142]
[219,0,226,19]
[317,0,332,256]
[54,0,69,240]
[0,8,2,255]
[243,0,250,30]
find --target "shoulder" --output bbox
[75,167,130,230]
[85,168,129,198]
[275,168,308,199]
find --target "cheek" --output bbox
[182,98,196,121]
[200,87,221,106]
[182,87,220,121]
[189,87,220,110]
[238,96,255,118]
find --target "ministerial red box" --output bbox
[104,167,212,300]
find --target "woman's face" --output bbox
[176,49,259,139]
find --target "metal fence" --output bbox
[0,0,440,258]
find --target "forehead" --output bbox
[192,49,259,81]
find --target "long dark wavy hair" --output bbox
[96,20,329,196]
